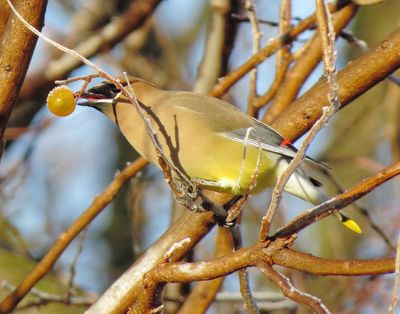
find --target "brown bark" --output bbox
[270,27,400,140]
[0,0,47,158]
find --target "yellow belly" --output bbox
[181,137,279,195]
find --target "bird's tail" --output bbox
[333,211,362,234]
[281,162,362,233]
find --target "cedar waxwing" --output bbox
[78,77,361,233]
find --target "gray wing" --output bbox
[221,118,327,167]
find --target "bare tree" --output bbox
[0,0,399,313]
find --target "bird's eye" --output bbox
[109,84,121,95]
[88,82,120,98]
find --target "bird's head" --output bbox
[78,77,160,112]
[78,77,161,125]
[78,80,122,113]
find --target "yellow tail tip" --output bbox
[343,219,362,234]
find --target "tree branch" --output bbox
[258,261,330,314]
[270,26,400,140]
[274,161,400,238]
[87,21,400,314]
[272,248,394,276]
[262,4,357,123]
[210,2,343,98]
[0,0,47,158]
[0,158,148,314]
[177,228,233,314]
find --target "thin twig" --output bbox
[252,0,291,112]
[0,281,95,310]
[215,291,290,302]
[121,72,194,191]
[258,107,332,240]
[231,13,303,27]
[5,0,103,77]
[340,29,368,52]
[0,158,148,313]
[232,227,259,313]
[1,13,223,314]
[231,13,280,27]
[226,127,262,224]
[321,169,395,249]
[238,269,259,314]
[43,0,161,80]
[262,4,357,123]
[389,235,400,313]
[258,262,330,314]
[6,0,188,199]
[65,229,87,301]
[245,0,262,112]
[315,0,340,110]
[259,0,340,241]
[211,2,342,98]
[274,161,400,238]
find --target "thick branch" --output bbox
[177,228,233,314]
[88,22,400,314]
[270,26,400,139]
[142,246,394,282]
[85,191,234,314]
[193,0,238,94]
[210,2,343,98]
[262,4,357,123]
[275,161,400,238]
[0,0,47,157]
[132,240,394,312]
[272,248,395,276]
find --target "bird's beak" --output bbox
[78,92,115,108]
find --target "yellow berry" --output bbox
[47,85,76,117]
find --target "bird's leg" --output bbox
[157,154,203,212]
[157,157,235,227]
[157,155,190,197]
[170,183,236,227]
